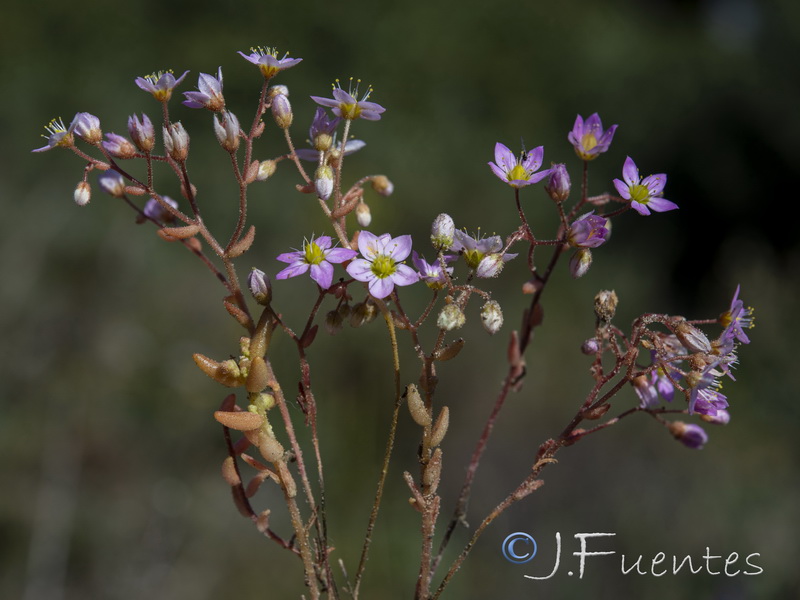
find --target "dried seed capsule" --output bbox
[430,406,450,447]
[406,384,431,427]
[480,300,503,334]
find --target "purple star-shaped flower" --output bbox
[568,113,618,161]
[721,285,754,344]
[238,47,302,79]
[183,68,225,111]
[488,143,551,188]
[346,232,418,299]
[275,235,356,290]
[135,70,189,102]
[311,82,386,121]
[412,251,456,289]
[613,157,678,216]
[452,230,517,270]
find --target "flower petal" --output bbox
[612,178,630,199]
[494,143,515,172]
[622,157,639,185]
[647,197,679,212]
[368,276,395,299]
[310,96,340,109]
[310,261,334,289]
[346,258,374,281]
[276,262,310,279]
[631,201,651,216]
[489,162,508,182]
[522,146,544,172]
[386,235,413,261]
[390,264,419,287]
[642,173,667,195]
[325,247,357,263]
[276,250,303,264]
[357,231,379,259]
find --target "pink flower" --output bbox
[613,157,678,216]
[346,232,418,299]
[276,236,356,290]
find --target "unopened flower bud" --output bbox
[271,94,293,129]
[371,175,394,197]
[437,304,465,331]
[668,421,708,449]
[480,300,503,334]
[163,122,189,161]
[102,133,137,159]
[674,319,712,354]
[213,111,240,152]
[98,170,126,198]
[700,410,730,425]
[248,268,272,305]
[324,309,344,335]
[476,253,505,278]
[128,113,155,152]
[73,181,91,206]
[431,214,455,251]
[594,290,618,322]
[569,248,592,278]
[350,301,377,327]
[545,163,571,203]
[522,276,543,295]
[268,84,289,98]
[72,112,102,144]
[257,159,277,181]
[315,165,334,201]
[143,195,178,222]
[581,338,600,354]
[355,203,372,227]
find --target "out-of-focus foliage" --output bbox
[2,0,799,598]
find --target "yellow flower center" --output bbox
[463,249,484,269]
[581,132,598,152]
[303,241,325,265]
[508,164,528,182]
[629,184,651,204]
[340,102,361,120]
[370,255,397,279]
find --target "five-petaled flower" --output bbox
[568,113,618,161]
[311,79,386,121]
[32,117,75,152]
[613,157,678,216]
[452,230,517,270]
[276,236,357,290]
[182,68,225,111]
[720,285,754,345]
[346,232,418,299]
[135,70,189,102]
[488,143,551,188]
[412,251,456,290]
[238,47,302,79]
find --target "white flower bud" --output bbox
[74,181,91,206]
[480,300,503,334]
[355,203,372,227]
[163,122,189,161]
[371,175,394,197]
[257,160,277,181]
[271,94,293,129]
[437,304,465,331]
[213,111,240,152]
[569,248,592,278]
[315,165,334,201]
[431,213,455,250]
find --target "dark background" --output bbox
[2,0,798,598]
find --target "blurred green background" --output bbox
[2,0,799,598]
